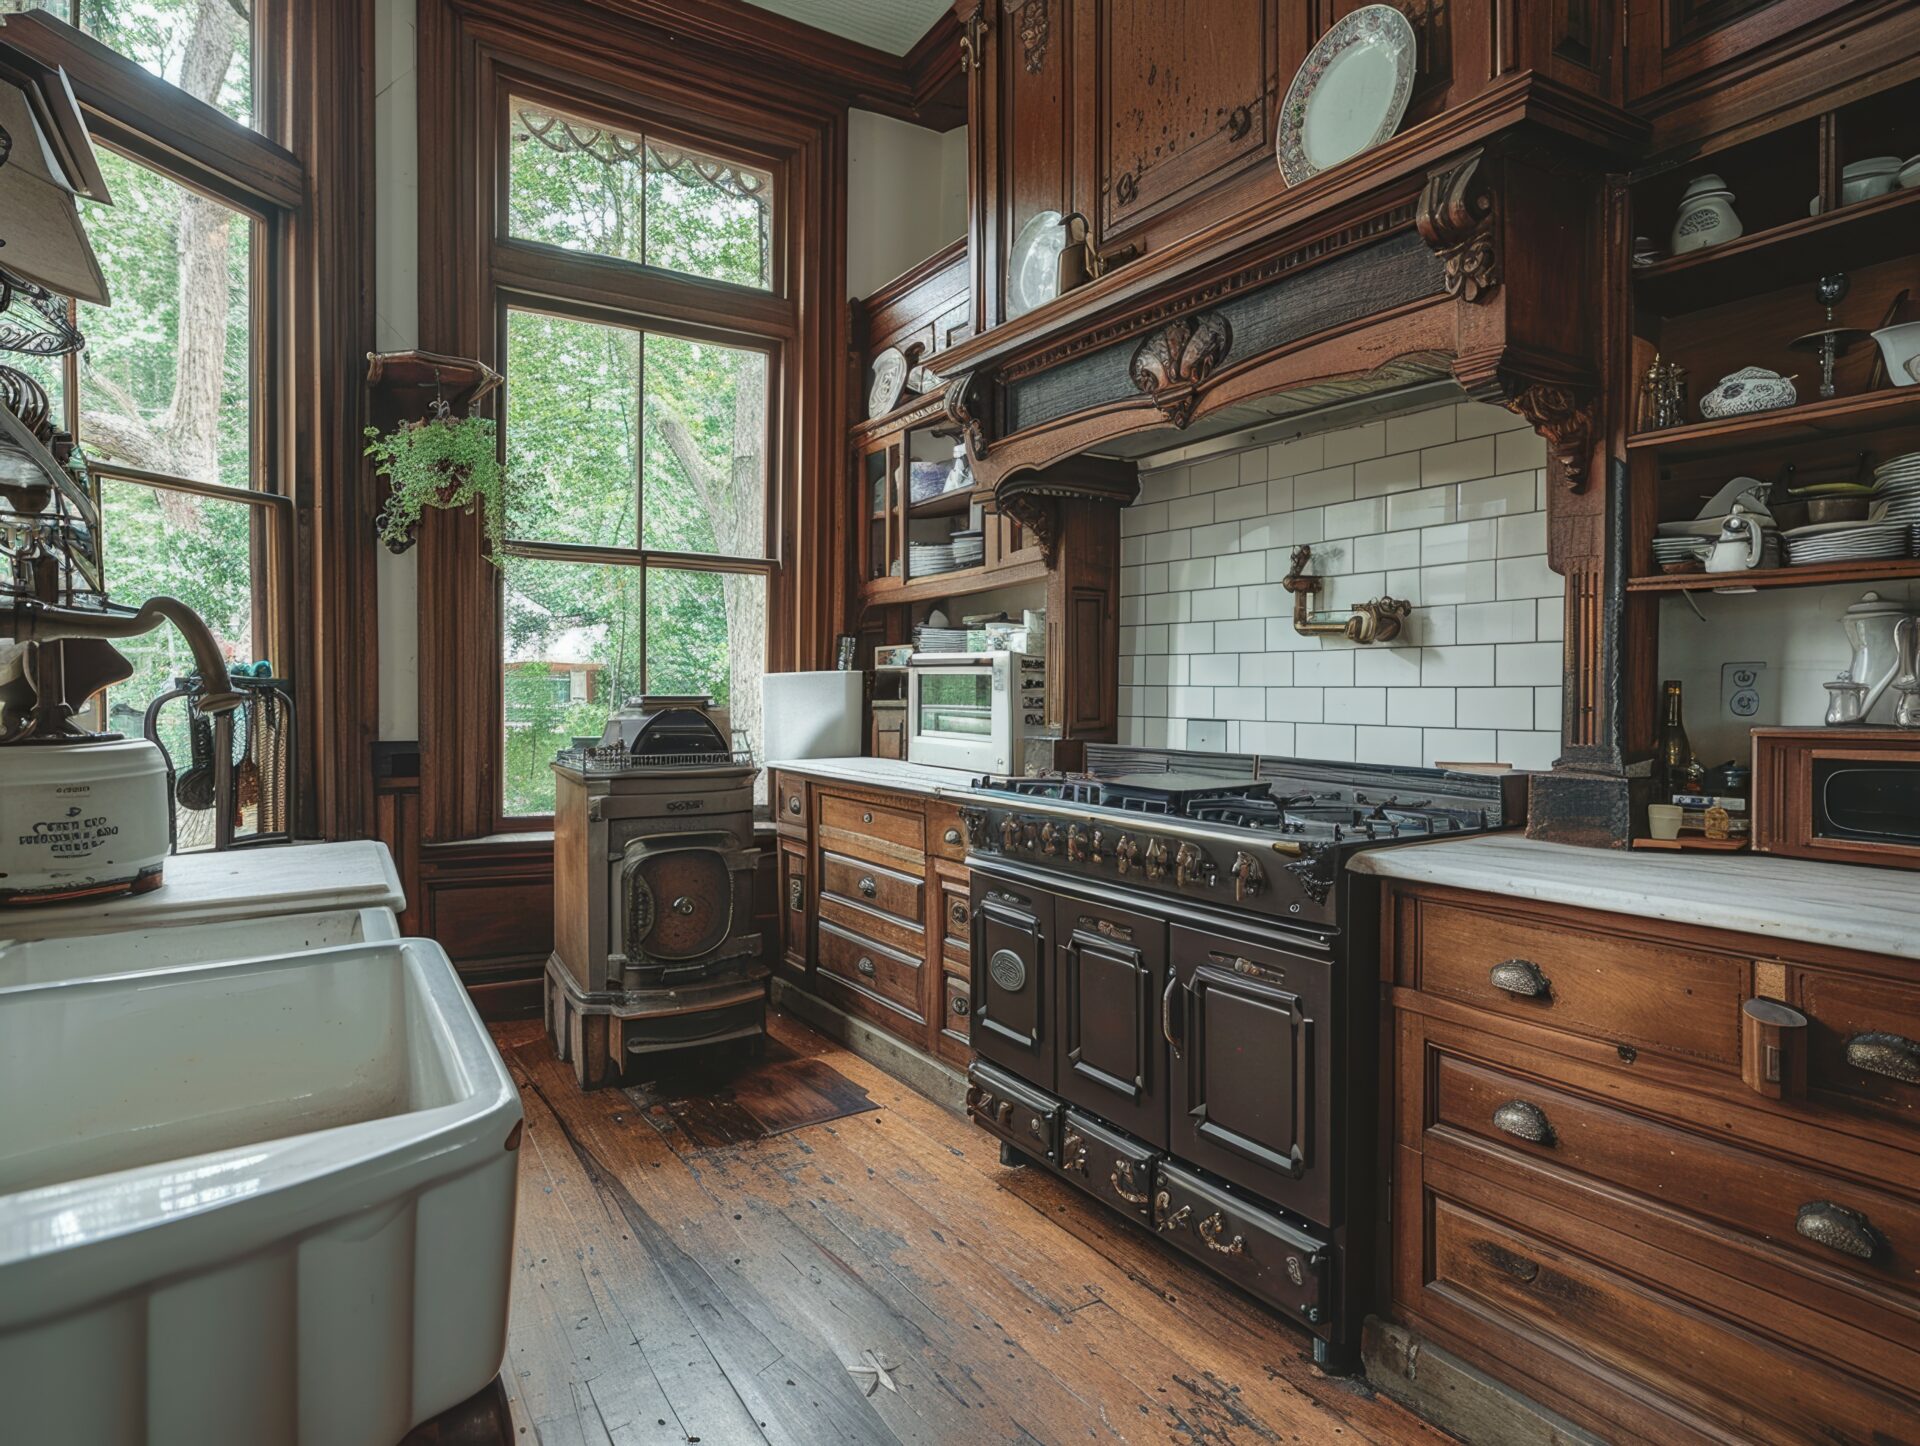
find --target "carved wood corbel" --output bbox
[942,371,990,463]
[1128,311,1232,430]
[1417,147,1498,303]
[1505,381,1597,494]
[997,490,1058,563]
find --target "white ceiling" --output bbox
[741,0,951,55]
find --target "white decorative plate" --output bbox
[867,346,907,420]
[1276,6,1418,186]
[1006,210,1066,320]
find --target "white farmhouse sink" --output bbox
[0,905,399,989]
[0,937,522,1446]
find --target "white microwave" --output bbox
[905,651,1044,774]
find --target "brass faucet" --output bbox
[1281,544,1413,645]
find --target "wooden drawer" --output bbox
[818,792,923,864]
[1430,1044,1920,1310]
[1409,1173,1918,1446]
[939,876,971,951]
[1797,967,1920,1126]
[936,974,971,1069]
[820,850,923,928]
[817,918,924,1023]
[1406,895,1745,1069]
[967,1059,1059,1165]
[777,839,809,977]
[772,771,807,830]
[1152,1159,1329,1335]
[929,804,969,862]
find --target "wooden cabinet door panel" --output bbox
[1094,0,1281,240]
[1624,0,1857,101]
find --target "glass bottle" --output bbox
[1654,680,1692,802]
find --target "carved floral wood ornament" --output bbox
[1416,147,1498,302]
[1128,311,1232,429]
[1004,0,1051,75]
[1505,382,1596,494]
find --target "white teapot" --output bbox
[1705,503,1766,573]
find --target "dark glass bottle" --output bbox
[1654,679,1692,802]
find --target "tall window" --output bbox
[4,1,292,838]
[495,96,779,818]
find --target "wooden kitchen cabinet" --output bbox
[773,771,975,1069]
[1383,880,1920,1445]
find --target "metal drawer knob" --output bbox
[1492,1099,1555,1146]
[858,876,878,898]
[950,902,967,928]
[787,878,804,912]
[1489,959,1551,998]
[787,795,801,815]
[1153,1190,1192,1233]
[862,811,874,824]
[1846,1032,1920,1084]
[951,996,970,1016]
[944,828,962,845]
[1198,1212,1245,1256]
[856,956,877,978]
[1795,1201,1884,1260]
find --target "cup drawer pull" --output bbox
[1488,959,1551,998]
[1796,1201,1884,1260]
[1846,1032,1920,1084]
[1109,1160,1149,1204]
[1492,1099,1555,1145]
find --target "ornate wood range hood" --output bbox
[937,73,1644,499]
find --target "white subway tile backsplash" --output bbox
[1120,404,1558,775]
[1496,641,1563,686]
[1387,407,1454,453]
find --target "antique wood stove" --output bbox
[545,695,764,1088]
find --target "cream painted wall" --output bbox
[846,109,967,298]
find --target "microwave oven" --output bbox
[1752,728,1920,871]
[905,651,1044,774]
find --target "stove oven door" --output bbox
[969,870,1056,1085]
[618,833,754,982]
[1167,924,1333,1224]
[1054,898,1167,1147]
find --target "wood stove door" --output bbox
[970,871,1056,1084]
[1168,925,1333,1222]
[1055,899,1167,1147]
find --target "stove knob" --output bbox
[1231,851,1264,903]
[1090,829,1107,866]
[1174,842,1212,889]
[1040,822,1062,856]
[1000,817,1020,852]
[1144,838,1170,881]
[1066,824,1087,863]
[1115,834,1139,875]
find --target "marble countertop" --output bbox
[765,756,977,798]
[1349,834,1920,964]
[3,840,405,942]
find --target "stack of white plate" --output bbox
[951,529,985,567]
[1651,536,1710,568]
[1781,519,1910,565]
[1876,451,1920,525]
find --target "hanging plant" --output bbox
[365,404,507,565]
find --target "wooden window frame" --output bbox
[1,3,372,840]
[415,0,847,845]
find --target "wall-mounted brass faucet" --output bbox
[1281,544,1413,645]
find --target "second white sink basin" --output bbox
[0,906,399,990]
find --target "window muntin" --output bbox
[507,99,773,291]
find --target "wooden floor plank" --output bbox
[494,1011,1443,1446]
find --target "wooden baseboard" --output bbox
[1362,1317,1604,1446]
[770,976,968,1115]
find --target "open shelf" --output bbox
[1634,185,1920,317]
[907,487,979,519]
[1628,388,1920,460]
[1626,557,1920,593]
[861,554,1049,606]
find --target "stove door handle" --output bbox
[1162,975,1185,1057]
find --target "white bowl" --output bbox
[1843,172,1901,206]
[1843,155,1904,177]
[1872,322,1920,388]
[1901,157,1920,190]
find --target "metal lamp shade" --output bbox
[0,78,108,306]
